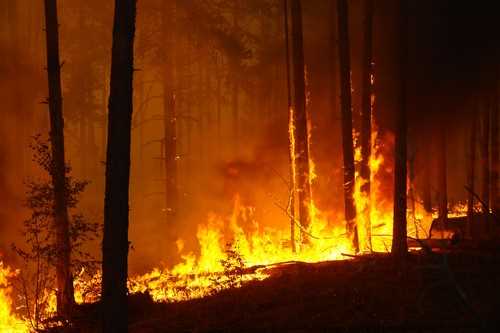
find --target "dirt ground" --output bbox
[63,243,500,332]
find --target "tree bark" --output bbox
[360,0,374,251]
[391,0,408,259]
[43,0,74,317]
[102,1,136,332]
[337,0,358,251]
[284,0,296,252]
[491,82,499,216]
[481,98,490,236]
[289,0,312,239]
[422,146,432,213]
[437,126,448,238]
[162,0,179,224]
[466,106,477,239]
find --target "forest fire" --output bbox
[0,262,28,333]
[1,0,499,331]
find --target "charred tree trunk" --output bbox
[215,53,222,156]
[422,147,432,213]
[232,3,241,154]
[289,0,312,239]
[391,0,408,258]
[437,126,448,238]
[481,99,490,236]
[162,0,179,224]
[491,84,499,216]
[102,1,136,332]
[284,0,296,252]
[360,0,374,251]
[43,0,74,317]
[466,108,477,239]
[337,0,358,251]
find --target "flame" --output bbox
[0,262,28,333]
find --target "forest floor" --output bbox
[64,242,500,333]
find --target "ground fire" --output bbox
[0,0,499,332]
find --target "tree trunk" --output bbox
[102,1,136,332]
[215,53,222,157]
[466,107,477,239]
[437,126,448,238]
[481,98,490,237]
[422,147,432,213]
[284,0,296,252]
[337,0,358,251]
[360,0,374,251]
[232,2,240,154]
[491,82,499,216]
[391,0,408,259]
[43,0,74,317]
[289,0,312,240]
[162,0,179,224]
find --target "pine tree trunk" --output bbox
[466,107,477,239]
[437,127,448,238]
[215,53,222,156]
[284,0,296,252]
[43,0,74,317]
[491,82,499,216]
[289,0,312,238]
[232,2,240,154]
[422,148,432,213]
[391,0,408,258]
[102,1,136,332]
[360,0,374,251]
[481,99,490,237]
[337,0,358,251]
[162,0,179,224]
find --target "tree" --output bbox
[43,0,74,317]
[437,126,448,238]
[284,0,296,252]
[162,0,179,225]
[480,97,491,236]
[288,0,313,241]
[391,0,408,259]
[491,81,499,216]
[359,0,374,251]
[422,147,432,213]
[466,105,478,239]
[337,0,358,251]
[102,1,137,332]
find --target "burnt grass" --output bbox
[63,243,500,333]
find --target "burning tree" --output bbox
[286,0,313,245]
[359,0,374,252]
[391,0,409,258]
[337,0,358,252]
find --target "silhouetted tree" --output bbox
[392,0,408,259]
[360,0,374,251]
[284,0,296,252]
[481,98,491,236]
[491,82,499,215]
[162,0,179,224]
[43,0,74,317]
[102,1,136,332]
[422,147,432,213]
[437,126,448,238]
[289,0,312,239]
[337,0,358,251]
[466,104,478,239]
